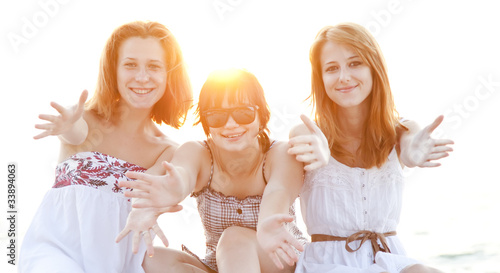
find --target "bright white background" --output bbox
[1,1,499,272]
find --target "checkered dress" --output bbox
[182,141,306,272]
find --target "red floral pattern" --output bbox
[53,152,146,195]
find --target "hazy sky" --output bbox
[2,1,499,272]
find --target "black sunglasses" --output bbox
[203,105,259,128]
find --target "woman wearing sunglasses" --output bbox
[118,68,309,273]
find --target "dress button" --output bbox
[237,208,243,214]
[362,184,365,188]
[364,211,367,215]
[363,197,367,201]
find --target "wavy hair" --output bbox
[86,21,192,128]
[309,22,405,168]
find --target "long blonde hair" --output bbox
[86,21,192,128]
[310,22,405,168]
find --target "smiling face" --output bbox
[208,95,261,153]
[320,41,373,111]
[116,36,167,110]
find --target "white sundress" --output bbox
[295,148,418,273]
[19,152,148,273]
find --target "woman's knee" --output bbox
[219,226,255,244]
[142,247,195,272]
[217,226,257,253]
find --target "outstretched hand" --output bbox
[404,115,454,168]
[34,90,88,139]
[120,161,185,208]
[115,205,182,257]
[288,114,330,171]
[257,214,304,270]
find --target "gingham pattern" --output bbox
[184,141,306,272]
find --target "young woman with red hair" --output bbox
[20,21,192,273]
[257,22,453,273]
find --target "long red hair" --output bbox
[309,22,405,168]
[86,21,192,128]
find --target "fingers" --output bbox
[300,114,320,135]
[115,228,131,243]
[432,145,453,153]
[124,190,150,199]
[279,243,298,265]
[132,231,141,254]
[51,90,88,114]
[288,135,315,147]
[258,216,302,269]
[125,171,151,181]
[118,180,150,191]
[427,152,449,161]
[118,177,150,188]
[276,248,294,267]
[304,161,323,172]
[434,139,454,146]
[50,101,66,115]
[153,225,169,247]
[425,115,444,134]
[162,161,176,173]
[38,114,57,123]
[33,130,52,140]
[34,115,58,139]
[285,234,304,252]
[420,161,441,168]
[78,90,89,108]
[271,239,300,269]
[414,139,453,168]
[143,231,154,257]
[34,123,54,132]
[270,252,284,270]
[287,144,313,155]
[120,180,149,191]
[116,226,161,258]
[295,153,317,164]
[417,152,449,167]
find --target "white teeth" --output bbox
[223,132,244,138]
[131,88,153,94]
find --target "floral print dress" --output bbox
[20,152,147,273]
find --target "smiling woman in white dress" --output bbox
[256,22,454,273]
[19,21,192,273]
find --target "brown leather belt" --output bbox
[311,231,396,260]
